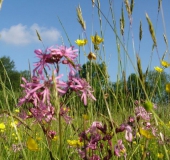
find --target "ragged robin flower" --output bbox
[75,39,87,46]
[161,60,170,68]
[91,34,103,45]
[154,66,163,73]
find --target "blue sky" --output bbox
[0,0,170,82]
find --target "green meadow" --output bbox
[0,0,170,159]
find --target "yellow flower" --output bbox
[154,66,163,73]
[27,137,39,151]
[82,114,89,121]
[87,52,96,60]
[91,34,103,45]
[161,60,170,68]
[52,136,58,141]
[67,139,83,147]
[0,123,5,132]
[157,153,164,159]
[166,83,170,93]
[0,123,5,130]
[10,121,18,128]
[139,128,154,139]
[14,109,20,113]
[75,39,88,46]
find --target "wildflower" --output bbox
[29,102,55,123]
[10,121,18,128]
[139,128,154,139]
[59,107,72,124]
[135,106,150,121]
[154,66,163,72]
[166,83,170,93]
[33,45,78,77]
[75,39,87,46]
[12,143,25,152]
[14,109,20,113]
[116,124,133,142]
[91,34,104,45]
[87,52,96,60]
[0,122,5,132]
[69,77,96,105]
[52,136,58,141]
[27,137,39,151]
[18,75,67,107]
[82,114,89,121]
[114,140,127,158]
[86,121,103,134]
[67,139,83,147]
[157,153,164,159]
[47,130,56,139]
[0,123,5,129]
[161,60,170,68]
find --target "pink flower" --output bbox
[29,101,55,123]
[86,121,103,134]
[69,77,96,105]
[59,107,72,124]
[18,75,67,107]
[114,140,126,158]
[125,125,133,142]
[135,106,150,121]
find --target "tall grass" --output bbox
[0,0,170,159]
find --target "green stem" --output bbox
[59,114,63,160]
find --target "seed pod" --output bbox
[76,5,86,30]
[120,6,125,35]
[163,34,168,46]
[130,0,134,14]
[146,13,157,46]
[139,21,142,41]
[124,0,131,15]
[36,30,42,41]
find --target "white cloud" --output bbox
[0,23,61,45]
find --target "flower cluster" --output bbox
[17,45,96,125]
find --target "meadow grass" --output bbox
[0,0,170,159]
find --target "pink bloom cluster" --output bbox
[17,45,96,124]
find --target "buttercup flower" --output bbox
[0,123,5,132]
[67,139,83,147]
[91,34,104,45]
[27,137,39,151]
[161,60,170,68]
[157,153,164,159]
[166,83,170,93]
[75,39,88,46]
[154,66,163,73]
[139,128,154,139]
